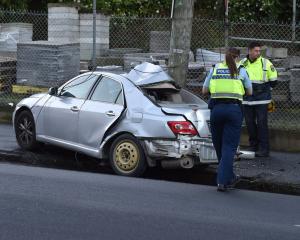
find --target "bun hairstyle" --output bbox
[225,47,240,78]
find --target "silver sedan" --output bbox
[13,62,218,177]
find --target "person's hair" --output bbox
[248,41,262,50]
[225,47,240,78]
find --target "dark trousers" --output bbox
[210,104,243,185]
[243,104,269,153]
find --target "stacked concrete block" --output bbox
[80,14,110,61]
[186,62,205,81]
[196,48,225,70]
[150,31,170,53]
[272,69,290,102]
[210,47,248,59]
[96,65,124,74]
[0,57,16,93]
[0,23,33,52]
[123,52,169,71]
[270,54,300,103]
[272,58,289,68]
[107,48,143,58]
[290,66,300,103]
[80,61,89,70]
[17,41,80,87]
[94,48,143,68]
[266,47,288,59]
[48,4,79,43]
[96,57,124,68]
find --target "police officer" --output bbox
[240,42,278,157]
[202,48,252,192]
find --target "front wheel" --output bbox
[15,110,39,150]
[109,134,147,177]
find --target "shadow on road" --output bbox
[1,144,299,195]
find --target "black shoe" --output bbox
[255,151,269,157]
[217,184,227,192]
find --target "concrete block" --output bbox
[17,41,80,87]
[266,47,288,59]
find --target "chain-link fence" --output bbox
[0,7,299,131]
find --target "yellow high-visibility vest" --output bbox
[209,63,245,101]
[240,56,277,84]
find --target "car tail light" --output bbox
[167,121,198,136]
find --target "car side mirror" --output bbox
[48,87,58,96]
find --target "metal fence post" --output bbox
[224,0,229,48]
[292,0,296,42]
[92,0,96,69]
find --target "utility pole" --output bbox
[168,0,195,87]
[92,0,96,69]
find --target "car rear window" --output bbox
[142,86,206,105]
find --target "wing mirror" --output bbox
[48,87,58,96]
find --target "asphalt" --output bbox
[0,123,300,195]
[0,123,18,151]
[0,163,299,240]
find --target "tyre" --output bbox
[15,110,39,150]
[109,134,147,177]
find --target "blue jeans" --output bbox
[210,104,243,185]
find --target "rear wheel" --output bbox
[109,134,147,177]
[15,110,39,150]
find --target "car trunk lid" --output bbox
[160,104,211,138]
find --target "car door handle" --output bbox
[105,110,116,117]
[70,106,79,112]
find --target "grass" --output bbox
[12,85,48,95]
[0,84,48,124]
[0,105,14,124]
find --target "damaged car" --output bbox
[13,62,221,177]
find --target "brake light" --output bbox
[167,121,198,136]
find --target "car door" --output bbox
[78,76,125,149]
[40,74,98,143]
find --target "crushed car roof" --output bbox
[124,62,175,86]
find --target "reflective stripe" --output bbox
[243,100,271,105]
[269,77,277,81]
[262,58,267,82]
[251,80,268,84]
[211,75,240,80]
[211,93,243,99]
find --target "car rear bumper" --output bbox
[143,136,219,166]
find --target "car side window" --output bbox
[60,74,98,99]
[91,77,124,105]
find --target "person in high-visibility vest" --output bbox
[202,48,252,192]
[240,42,278,157]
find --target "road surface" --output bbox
[0,163,299,240]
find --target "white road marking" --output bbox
[294,225,300,227]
